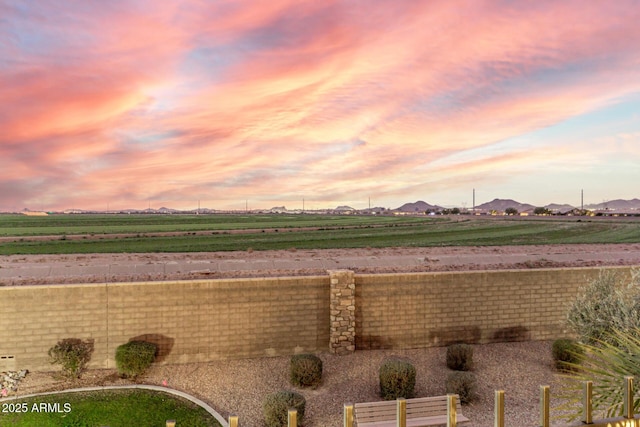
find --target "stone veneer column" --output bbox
[328,270,356,355]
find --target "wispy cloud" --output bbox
[1,0,639,210]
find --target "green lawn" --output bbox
[0,389,222,427]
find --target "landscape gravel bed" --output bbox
[13,341,573,427]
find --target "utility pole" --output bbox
[473,188,476,213]
[581,189,584,212]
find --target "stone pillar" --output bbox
[329,270,356,355]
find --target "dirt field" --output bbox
[2,243,640,285]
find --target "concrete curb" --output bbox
[1,384,229,427]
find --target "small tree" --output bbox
[505,207,518,215]
[534,207,550,215]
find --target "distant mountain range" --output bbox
[584,198,640,210]
[395,200,443,212]
[473,198,535,212]
[15,198,640,215]
[393,198,640,213]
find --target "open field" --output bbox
[1,214,640,255]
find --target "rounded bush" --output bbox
[263,390,306,427]
[290,353,323,388]
[115,340,158,379]
[379,358,416,400]
[48,338,94,378]
[552,338,584,371]
[445,371,477,404]
[446,343,474,371]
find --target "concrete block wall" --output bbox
[1,266,635,372]
[354,267,632,349]
[0,276,330,371]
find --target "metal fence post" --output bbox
[447,394,457,427]
[540,385,550,427]
[397,398,406,427]
[288,408,297,427]
[494,390,504,427]
[344,403,354,427]
[228,415,239,427]
[624,376,634,419]
[582,381,593,424]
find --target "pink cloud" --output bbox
[2,1,640,210]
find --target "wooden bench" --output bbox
[354,395,470,427]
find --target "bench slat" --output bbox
[354,395,469,427]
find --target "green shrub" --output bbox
[48,338,94,378]
[115,340,158,379]
[290,353,323,388]
[263,390,306,427]
[379,358,416,400]
[552,338,584,371]
[445,371,477,404]
[446,344,474,371]
[566,268,640,345]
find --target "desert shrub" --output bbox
[263,390,306,427]
[290,353,323,388]
[48,338,94,378]
[445,371,477,404]
[566,268,640,345]
[556,329,640,421]
[115,340,158,379]
[446,343,474,371]
[379,358,416,400]
[552,338,584,371]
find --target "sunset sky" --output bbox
[2,1,639,212]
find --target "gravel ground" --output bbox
[14,340,572,427]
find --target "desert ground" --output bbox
[2,243,640,285]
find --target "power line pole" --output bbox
[473,188,476,212]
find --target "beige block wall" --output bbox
[1,266,636,372]
[0,276,330,371]
[354,267,633,349]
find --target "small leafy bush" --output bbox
[445,371,477,404]
[48,338,94,378]
[263,390,306,427]
[552,338,584,371]
[290,353,323,388]
[446,343,474,371]
[379,358,416,400]
[115,340,158,379]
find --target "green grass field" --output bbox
[0,213,424,236]
[0,389,221,427]
[1,213,639,255]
